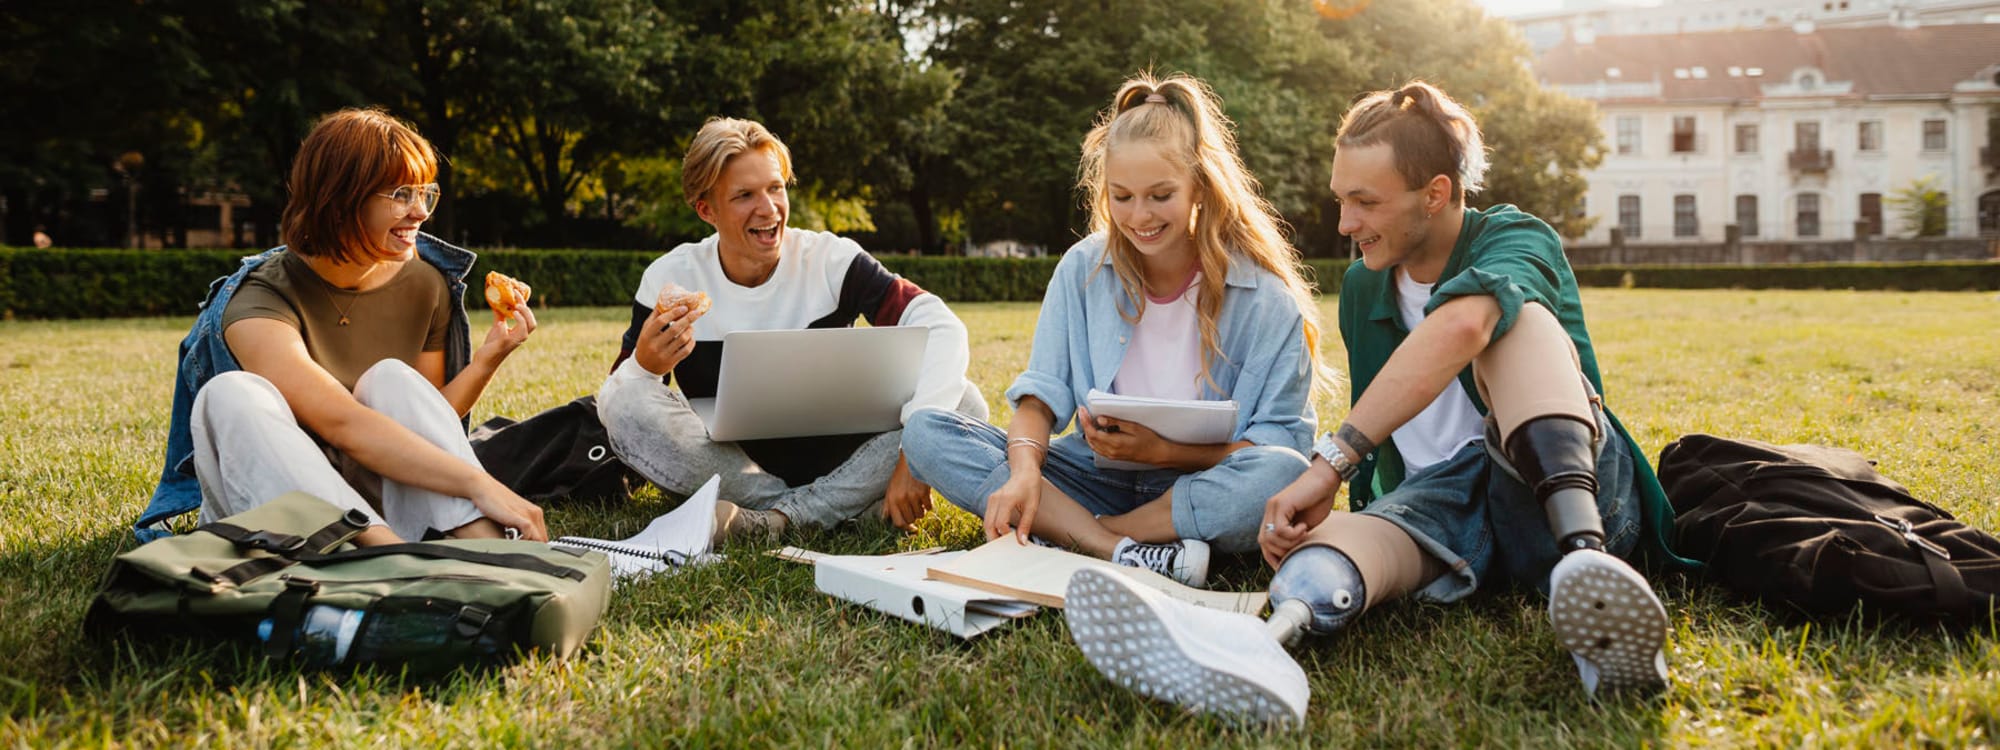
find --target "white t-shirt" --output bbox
[1389,267,1485,474]
[1111,273,1205,401]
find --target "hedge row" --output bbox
[0,248,1082,320]
[1571,261,2000,292]
[1,248,1992,320]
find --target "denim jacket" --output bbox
[135,233,476,541]
[1004,233,1317,455]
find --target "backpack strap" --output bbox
[202,508,373,555]
[196,514,584,583]
[1876,514,1970,616]
[299,544,589,582]
[260,576,322,660]
[197,510,376,588]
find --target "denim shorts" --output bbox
[1356,408,1641,603]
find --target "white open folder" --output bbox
[926,535,1268,615]
[788,548,1039,639]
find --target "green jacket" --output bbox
[1338,204,1695,570]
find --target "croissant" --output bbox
[654,282,712,317]
[484,271,532,321]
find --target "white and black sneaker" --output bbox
[1548,548,1671,696]
[1065,567,1308,727]
[1110,537,1210,588]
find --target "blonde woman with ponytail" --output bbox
[903,73,1331,588]
[1064,81,1685,727]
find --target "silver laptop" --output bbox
[688,326,929,442]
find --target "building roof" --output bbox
[1537,23,2000,103]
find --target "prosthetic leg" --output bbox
[1473,303,1604,553]
[1475,303,1670,695]
[1263,513,1444,646]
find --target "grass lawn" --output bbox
[3,289,1999,746]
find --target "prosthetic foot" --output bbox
[1505,415,1605,553]
[1509,418,1670,696]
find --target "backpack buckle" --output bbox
[240,531,307,554]
[1875,514,1951,560]
[341,509,372,529]
[454,605,494,639]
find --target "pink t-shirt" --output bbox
[1111,272,1204,401]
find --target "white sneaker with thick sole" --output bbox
[1547,548,1670,696]
[1064,567,1308,726]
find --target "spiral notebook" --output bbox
[550,474,725,580]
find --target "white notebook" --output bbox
[550,474,725,581]
[1084,389,1239,470]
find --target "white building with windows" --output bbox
[1537,23,2000,243]
[1512,0,2000,52]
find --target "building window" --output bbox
[1859,193,1882,237]
[1736,195,1759,237]
[1858,120,1882,152]
[1797,193,1821,238]
[1735,123,1759,154]
[1796,121,1821,152]
[1672,116,1698,153]
[1619,195,1642,238]
[1617,117,1641,156]
[1922,119,1947,151]
[1674,194,1699,237]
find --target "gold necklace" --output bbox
[323,282,360,326]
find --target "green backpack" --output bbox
[87,492,613,672]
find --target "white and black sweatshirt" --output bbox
[609,228,972,485]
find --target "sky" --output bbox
[1474,0,1662,17]
[1477,0,1563,15]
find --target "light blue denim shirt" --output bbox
[135,233,476,541]
[1004,233,1317,454]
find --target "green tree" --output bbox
[1888,175,1950,237]
[910,0,1602,252]
[613,0,956,249]
[918,0,1362,253]
[412,0,679,241]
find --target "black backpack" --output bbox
[1657,434,2000,626]
[470,395,642,504]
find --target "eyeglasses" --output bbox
[375,183,441,213]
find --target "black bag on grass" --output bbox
[87,492,613,672]
[1658,433,2000,625]
[470,395,641,503]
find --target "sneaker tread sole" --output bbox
[1549,552,1670,695]
[1064,569,1299,726]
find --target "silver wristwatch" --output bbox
[1312,432,1360,482]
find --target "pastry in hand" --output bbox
[654,282,712,317]
[484,271,532,321]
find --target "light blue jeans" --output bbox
[901,407,1309,554]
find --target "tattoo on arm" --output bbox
[1335,423,1377,460]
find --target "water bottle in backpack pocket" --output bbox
[257,599,512,674]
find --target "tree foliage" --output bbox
[1,0,1603,252]
[1887,175,1950,238]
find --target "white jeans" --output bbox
[597,359,988,529]
[190,359,485,541]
